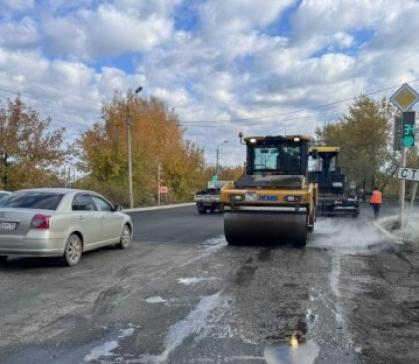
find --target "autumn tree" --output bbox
[316,96,394,192]
[0,97,67,190]
[77,94,207,206]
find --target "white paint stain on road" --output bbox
[177,277,213,286]
[145,296,167,304]
[141,291,223,363]
[329,254,344,325]
[84,326,135,362]
[178,236,227,268]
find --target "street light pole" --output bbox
[216,140,228,178]
[157,162,161,206]
[126,86,142,209]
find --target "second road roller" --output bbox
[221,134,317,246]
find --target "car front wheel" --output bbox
[63,234,83,266]
[0,256,8,263]
[116,225,131,249]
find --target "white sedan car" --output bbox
[0,190,11,200]
[0,188,133,266]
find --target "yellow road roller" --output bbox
[221,134,317,246]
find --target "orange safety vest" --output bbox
[370,190,382,204]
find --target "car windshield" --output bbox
[0,192,64,210]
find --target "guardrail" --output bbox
[123,202,195,213]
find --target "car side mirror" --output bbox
[114,204,122,211]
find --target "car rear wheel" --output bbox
[116,225,131,249]
[63,234,83,266]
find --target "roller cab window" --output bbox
[252,144,301,174]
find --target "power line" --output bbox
[1,75,419,130]
[178,104,349,128]
[179,77,419,125]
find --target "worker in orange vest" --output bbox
[370,186,383,219]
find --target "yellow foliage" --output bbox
[78,94,207,206]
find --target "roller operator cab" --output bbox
[221,135,317,246]
[308,146,359,217]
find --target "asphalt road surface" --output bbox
[1,204,419,364]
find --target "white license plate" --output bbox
[245,192,258,201]
[0,222,17,231]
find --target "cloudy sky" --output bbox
[1,0,419,166]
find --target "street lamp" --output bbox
[216,140,228,177]
[126,86,142,209]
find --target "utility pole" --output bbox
[216,140,228,178]
[399,147,406,228]
[126,111,134,209]
[125,86,143,209]
[216,148,219,177]
[157,162,161,206]
[64,167,71,188]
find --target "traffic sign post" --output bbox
[390,83,419,112]
[398,167,419,182]
[398,167,419,239]
[390,82,419,228]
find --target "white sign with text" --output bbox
[398,167,419,182]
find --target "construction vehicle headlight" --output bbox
[285,195,301,202]
[249,138,257,144]
[332,182,343,187]
[231,194,244,201]
[293,137,300,142]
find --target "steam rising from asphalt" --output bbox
[309,217,393,254]
[402,213,419,242]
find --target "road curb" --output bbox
[123,203,195,213]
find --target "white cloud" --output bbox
[0,47,143,142]
[291,0,386,39]
[0,0,34,12]
[1,0,419,166]
[0,17,39,49]
[41,2,174,59]
[200,0,294,34]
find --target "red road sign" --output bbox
[160,186,168,194]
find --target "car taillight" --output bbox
[31,214,51,229]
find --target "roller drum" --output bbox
[224,211,308,246]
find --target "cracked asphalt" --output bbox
[0,204,419,364]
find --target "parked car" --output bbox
[0,188,133,266]
[0,190,11,200]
